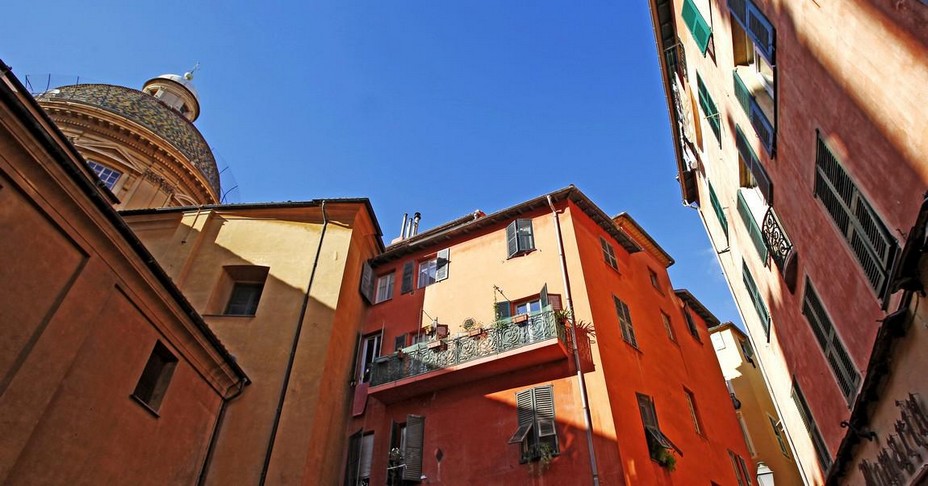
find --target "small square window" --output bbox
[226,282,263,316]
[132,341,178,413]
[375,272,395,303]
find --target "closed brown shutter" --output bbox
[401,261,414,294]
[360,261,374,303]
[402,415,425,481]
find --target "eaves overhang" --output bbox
[647,0,698,205]
[372,185,642,265]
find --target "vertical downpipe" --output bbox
[259,201,329,485]
[547,195,600,486]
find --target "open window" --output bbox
[506,219,535,258]
[387,415,425,484]
[495,284,562,323]
[357,333,382,384]
[508,385,559,463]
[417,249,450,289]
[637,393,682,462]
[729,0,776,154]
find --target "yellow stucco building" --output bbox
[710,323,803,485]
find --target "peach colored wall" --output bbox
[126,203,380,485]
[348,197,752,484]
[0,99,237,485]
[666,0,928,482]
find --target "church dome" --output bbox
[37,83,220,196]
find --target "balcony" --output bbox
[369,309,570,403]
[733,69,776,155]
[761,207,798,292]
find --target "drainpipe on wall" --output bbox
[258,200,329,485]
[198,377,249,486]
[547,195,600,486]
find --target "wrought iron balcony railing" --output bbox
[370,309,566,387]
[762,207,793,270]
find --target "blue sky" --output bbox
[3,0,741,325]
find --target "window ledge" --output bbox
[130,394,161,418]
[202,313,257,318]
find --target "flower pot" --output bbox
[467,327,486,338]
[427,340,447,351]
[513,314,529,325]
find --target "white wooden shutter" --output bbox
[435,248,450,281]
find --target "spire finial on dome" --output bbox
[184,62,200,81]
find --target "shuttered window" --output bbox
[506,219,536,258]
[681,0,713,55]
[637,393,680,460]
[683,307,700,341]
[600,237,618,270]
[728,450,752,486]
[360,261,375,303]
[509,385,559,462]
[708,182,729,242]
[737,191,769,262]
[417,249,450,289]
[728,0,775,64]
[613,296,638,348]
[697,74,721,142]
[402,415,425,481]
[344,430,362,486]
[742,260,771,338]
[375,272,395,304]
[801,279,860,403]
[735,125,773,204]
[814,135,897,296]
[792,381,832,471]
[401,261,414,294]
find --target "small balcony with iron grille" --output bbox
[368,308,573,404]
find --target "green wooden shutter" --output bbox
[534,386,557,437]
[708,182,729,240]
[681,0,713,55]
[435,248,450,281]
[506,221,518,258]
[742,260,771,337]
[737,191,769,262]
[496,301,512,321]
[697,74,721,142]
[402,415,425,481]
[401,261,414,294]
[360,261,375,303]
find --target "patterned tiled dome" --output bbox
[38,84,220,195]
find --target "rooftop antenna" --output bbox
[184,62,200,81]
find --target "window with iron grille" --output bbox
[813,134,897,296]
[614,296,638,348]
[742,260,771,338]
[801,278,860,403]
[697,74,721,142]
[792,380,832,471]
[508,385,558,462]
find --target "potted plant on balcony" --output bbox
[463,318,486,338]
[427,339,447,351]
[513,313,530,325]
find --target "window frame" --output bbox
[357,332,382,384]
[86,160,122,190]
[768,415,790,457]
[801,278,860,403]
[661,311,677,343]
[613,295,638,348]
[131,341,178,414]
[683,306,701,342]
[600,236,618,271]
[684,388,705,436]
[636,393,680,461]
[509,385,559,463]
[506,219,536,258]
[374,272,395,304]
[225,282,264,316]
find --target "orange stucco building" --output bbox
[344,187,755,485]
